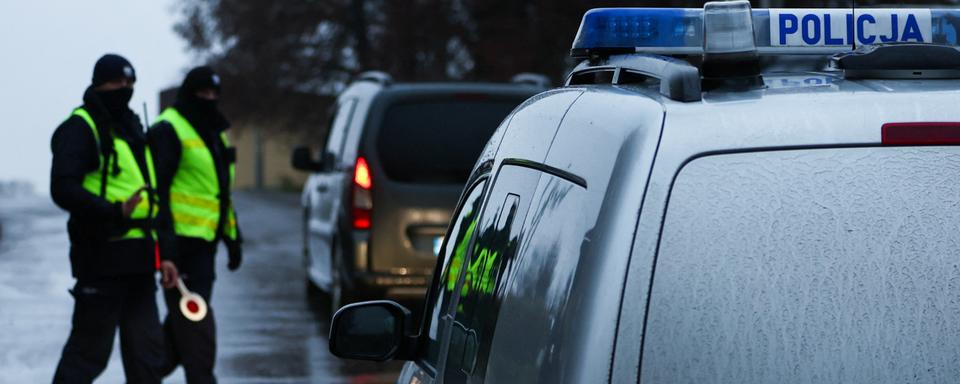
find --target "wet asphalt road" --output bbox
[0,191,403,383]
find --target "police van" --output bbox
[327,2,960,383]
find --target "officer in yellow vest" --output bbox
[51,54,180,384]
[149,66,242,384]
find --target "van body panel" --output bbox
[408,88,584,382]
[615,78,960,382]
[492,89,584,164]
[482,87,666,383]
[643,147,960,383]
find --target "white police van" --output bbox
[327,2,960,383]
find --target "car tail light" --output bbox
[354,157,372,189]
[882,122,960,145]
[352,157,373,229]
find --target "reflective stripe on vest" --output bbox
[156,108,237,241]
[73,108,158,240]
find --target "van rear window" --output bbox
[376,98,522,183]
[643,147,960,384]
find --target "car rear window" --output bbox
[642,147,960,384]
[375,97,523,184]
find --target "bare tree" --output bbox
[175,0,958,134]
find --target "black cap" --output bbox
[92,54,136,87]
[178,66,221,100]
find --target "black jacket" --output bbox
[148,104,241,279]
[50,87,175,279]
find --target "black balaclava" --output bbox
[175,66,228,133]
[92,54,136,117]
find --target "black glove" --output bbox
[227,241,242,271]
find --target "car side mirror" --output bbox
[329,300,417,361]
[291,146,325,172]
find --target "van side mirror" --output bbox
[292,146,327,172]
[329,301,417,361]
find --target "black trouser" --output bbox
[53,273,163,384]
[162,238,217,384]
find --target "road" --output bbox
[0,191,403,383]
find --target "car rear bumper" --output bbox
[344,232,432,298]
[351,271,430,298]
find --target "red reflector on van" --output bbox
[352,208,371,229]
[882,122,960,145]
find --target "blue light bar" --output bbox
[571,8,960,58]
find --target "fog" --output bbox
[0,1,191,194]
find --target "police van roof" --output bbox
[718,71,960,97]
[593,67,960,101]
[558,71,960,154]
[572,5,960,57]
[658,76,960,151]
[568,1,960,102]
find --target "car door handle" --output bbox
[316,184,329,193]
[460,329,478,375]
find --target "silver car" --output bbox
[293,73,545,315]
[329,3,960,383]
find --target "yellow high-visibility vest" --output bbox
[73,107,158,240]
[155,108,237,241]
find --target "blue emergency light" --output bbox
[571,2,960,58]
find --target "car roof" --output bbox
[376,82,545,97]
[699,70,960,99]
[567,69,960,153]
[657,71,960,150]
[339,80,544,104]
[480,68,960,193]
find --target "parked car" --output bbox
[329,2,960,383]
[292,72,546,314]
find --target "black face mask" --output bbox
[194,97,219,115]
[97,87,133,117]
[175,93,227,132]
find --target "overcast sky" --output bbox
[0,1,192,193]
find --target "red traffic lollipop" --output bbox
[176,278,208,322]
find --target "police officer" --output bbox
[51,54,179,384]
[149,66,242,384]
